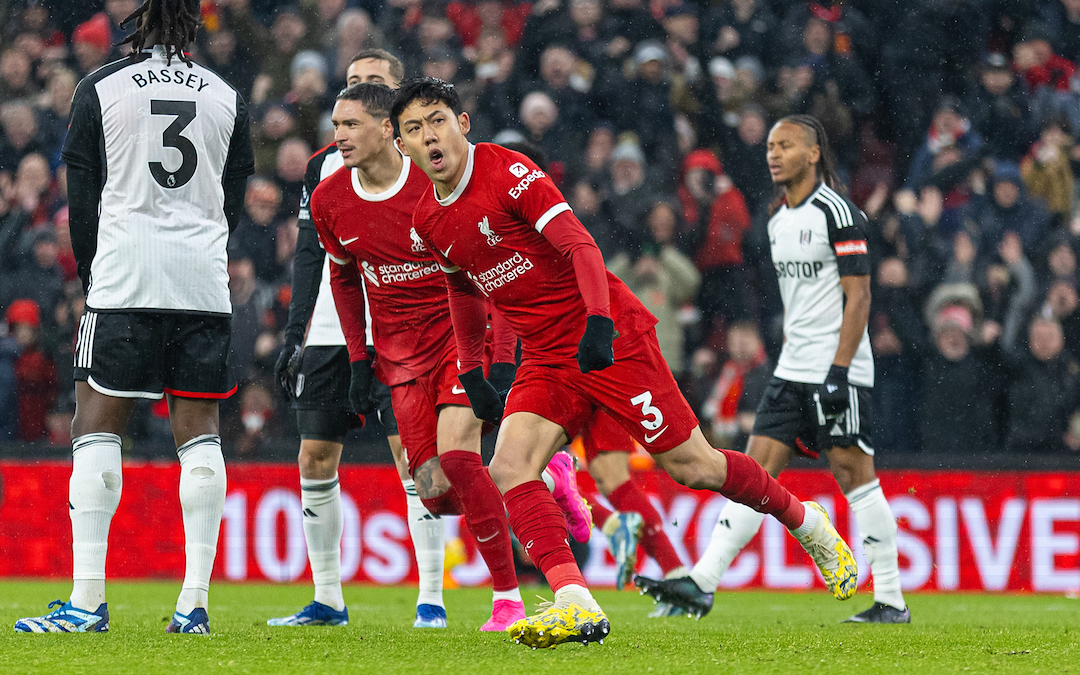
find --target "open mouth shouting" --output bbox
[428,147,445,172]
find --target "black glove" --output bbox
[817,365,850,418]
[488,362,517,403]
[274,333,303,397]
[576,315,615,373]
[349,360,377,415]
[458,366,504,425]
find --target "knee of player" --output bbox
[413,458,453,499]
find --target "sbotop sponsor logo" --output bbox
[474,251,533,293]
[508,169,546,199]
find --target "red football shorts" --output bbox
[505,328,699,454]
[580,408,636,463]
[390,343,472,476]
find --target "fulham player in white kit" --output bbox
[15,0,254,634]
[643,115,909,623]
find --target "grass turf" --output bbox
[0,581,1076,674]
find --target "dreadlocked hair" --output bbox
[768,114,845,215]
[118,0,202,67]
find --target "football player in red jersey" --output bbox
[308,83,528,631]
[392,78,859,648]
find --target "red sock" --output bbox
[589,495,614,526]
[439,450,518,592]
[420,490,464,516]
[719,449,805,529]
[504,480,585,593]
[607,480,683,575]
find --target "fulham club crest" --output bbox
[800,230,812,247]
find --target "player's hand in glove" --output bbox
[577,315,615,373]
[458,366,504,425]
[488,362,517,404]
[274,333,303,397]
[817,365,850,418]
[349,360,377,415]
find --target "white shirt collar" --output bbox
[351,152,411,202]
[435,143,476,207]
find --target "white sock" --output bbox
[69,433,123,611]
[403,479,444,608]
[847,480,905,610]
[540,469,555,492]
[301,475,345,612]
[791,502,821,538]
[176,435,227,615]
[492,588,522,603]
[690,501,765,593]
[555,583,600,612]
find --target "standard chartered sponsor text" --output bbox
[374,260,440,284]
[475,251,534,293]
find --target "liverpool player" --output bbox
[268,50,455,629]
[392,78,857,648]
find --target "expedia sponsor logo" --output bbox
[364,260,440,285]
[509,162,529,178]
[774,260,824,279]
[474,251,533,293]
[508,169,546,199]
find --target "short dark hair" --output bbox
[350,49,405,83]
[336,82,394,119]
[389,77,462,137]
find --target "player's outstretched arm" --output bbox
[65,166,101,295]
[540,211,614,372]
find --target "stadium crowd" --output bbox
[1,0,1080,456]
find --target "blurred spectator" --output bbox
[1041,0,1080,64]
[703,0,779,68]
[1042,278,1080,367]
[229,3,317,105]
[607,199,700,377]
[328,10,387,86]
[274,137,311,217]
[285,50,331,150]
[227,254,276,390]
[446,0,531,49]
[37,68,77,166]
[518,91,565,165]
[870,258,922,453]
[0,101,43,176]
[973,232,1039,354]
[71,13,114,77]
[232,178,286,284]
[966,53,1035,162]
[717,103,772,216]
[568,178,622,259]
[203,28,259,102]
[678,149,751,331]
[104,0,138,43]
[2,228,64,324]
[699,319,768,451]
[0,322,15,439]
[6,299,57,442]
[252,105,297,176]
[905,96,984,189]
[879,278,1005,454]
[972,161,1053,256]
[604,134,656,236]
[1004,316,1079,453]
[1020,120,1075,226]
[0,47,38,101]
[1013,21,1077,127]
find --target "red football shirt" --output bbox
[412,143,657,367]
[310,156,453,385]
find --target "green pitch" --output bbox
[0,581,1076,674]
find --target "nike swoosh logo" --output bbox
[339,236,359,246]
[441,244,453,258]
[476,532,498,543]
[451,385,466,395]
[643,425,669,444]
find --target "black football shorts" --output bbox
[74,309,234,399]
[293,345,397,441]
[751,376,874,459]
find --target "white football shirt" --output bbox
[63,46,254,315]
[768,182,874,387]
